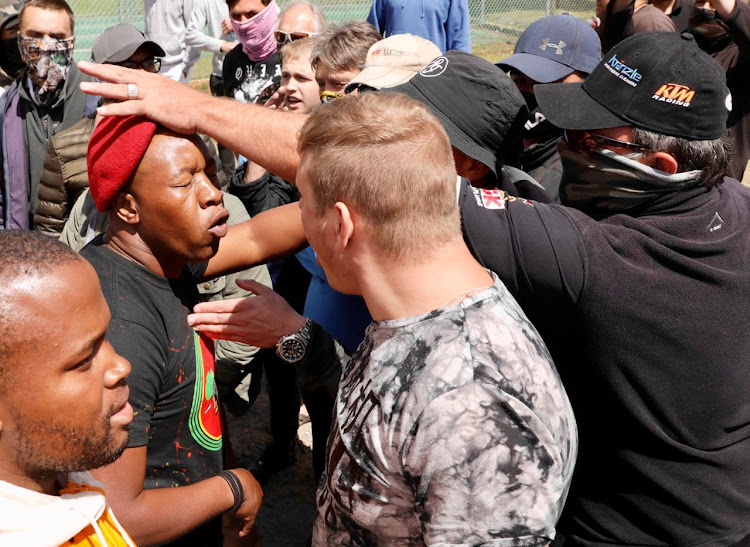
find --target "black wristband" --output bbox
[218,470,244,514]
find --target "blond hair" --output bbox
[280,35,319,65]
[310,21,381,74]
[298,92,460,263]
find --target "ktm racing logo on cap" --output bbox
[652,83,695,107]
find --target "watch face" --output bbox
[280,339,305,362]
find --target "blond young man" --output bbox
[294,93,577,545]
[278,36,320,112]
[310,21,381,99]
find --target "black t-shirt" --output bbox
[221,45,281,104]
[80,239,223,545]
[459,179,750,545]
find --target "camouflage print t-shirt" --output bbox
[313,275,577,546]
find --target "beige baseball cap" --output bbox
[347,34,442,90]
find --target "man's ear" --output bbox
[333,202,355,250]
[642,151,678,174]
[112,192,139,225]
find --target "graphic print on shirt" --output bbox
[233,62,281,103]
[189,331,222,451]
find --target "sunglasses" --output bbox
[114,58,161,73]
[344,82,377,95]
[320,90,344,103]
[563,130,653,154]
[274,30,318,45]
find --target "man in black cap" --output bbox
[461,32,749,546]
[34,22,165,234]
[79,29,750,544]
[391,50,551,202]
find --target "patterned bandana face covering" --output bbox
[230,0,279,62]
[18,35,75,106]
[557,141,702,217]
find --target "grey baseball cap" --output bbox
[91,23,165,64]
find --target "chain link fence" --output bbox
[69,0,595,81]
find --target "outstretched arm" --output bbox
[189,279,348,397]
[77,61,305,182]
[203,202,307,279]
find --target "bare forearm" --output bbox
[102,475,233,545]
[204,202,307,278]
[195,100,303,183]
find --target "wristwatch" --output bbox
[276,318,313,363]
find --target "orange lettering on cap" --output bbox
[654,83,695,103]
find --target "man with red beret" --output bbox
[81,114,301,546]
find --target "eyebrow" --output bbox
[66,329,106,366]
[23,30,70,39]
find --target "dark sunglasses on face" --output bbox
[274,30,318,45]
[115,58,161,73]
[344,82,377,95]
[563,130,653,155]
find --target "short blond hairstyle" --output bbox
[280,35,319,65]
[311,21,381,74]
[298,92,460,262]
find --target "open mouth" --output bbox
[285,96,302,109]
[208,210,229,238]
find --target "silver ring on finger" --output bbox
[127,83,139,100]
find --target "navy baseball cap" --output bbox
[497,14,601,83]
[535,32,730,140]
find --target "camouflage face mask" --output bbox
[18,35,75,106]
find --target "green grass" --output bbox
[68,0,595,80]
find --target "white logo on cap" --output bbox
[420,57,448,77]
[726,92,733,112]
[540,38,566,55]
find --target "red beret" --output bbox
[87,115,158,212]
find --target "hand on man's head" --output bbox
[78,61,208,135]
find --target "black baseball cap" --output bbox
[535,32,730,140]
[91,23,165,64]
[390,50,528,175]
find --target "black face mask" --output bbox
[0,37,24,79]
[688,6,732,52]
[523,106,562,144]
[520,90,538,111]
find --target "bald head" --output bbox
[278,1,326,34]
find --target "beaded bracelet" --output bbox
[218,470,244,514]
